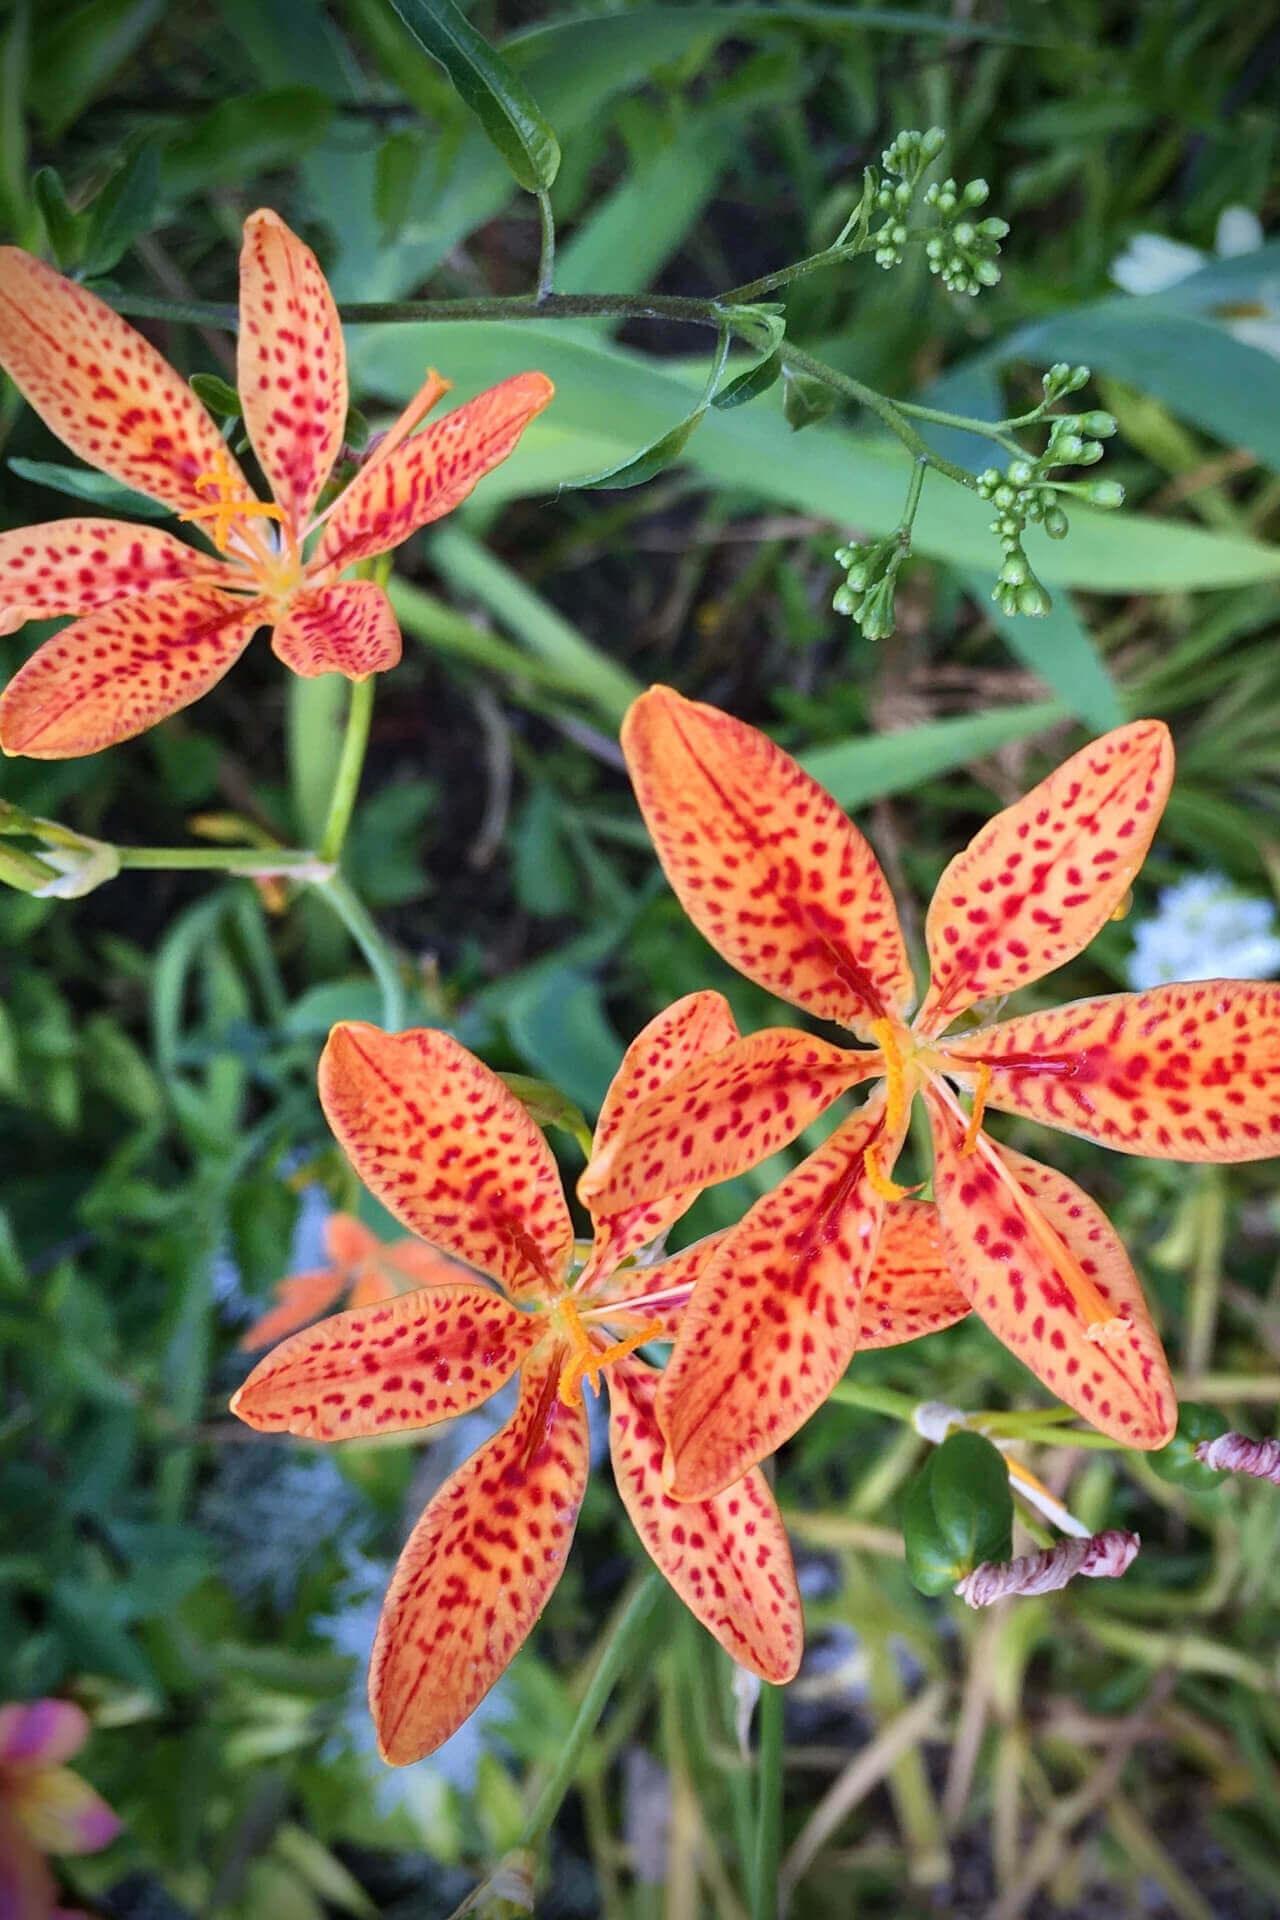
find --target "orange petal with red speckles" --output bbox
[583,991,739,1269]
[315,372,554,573]
[371,1343,588,1764]
[944,981,1280,1162]
[271,580,401,679]
[230,1282,541,1441]
[581,1026,876,1222]
[859,1200,970,1348]
[0,584,263,758]
[584,1230,732,1337]
[917,720,1173,1033]
[0,519,235,636]
[656,1095,902,1500]
[622,687,915,1038]
[925,1086,1174,1447]
[0,248,253,517]
[318,1023,574,1299]
[239,210,347,536]
[239,1268,348,1350]
[608,1360,802,1682]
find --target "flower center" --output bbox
[551,1295,664,1409]
[179,448,293,580]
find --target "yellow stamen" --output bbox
[869,1018,909,1134]
[555,1297,663,1407]
[863,1143,918,1202]
[180,449,283,554]
[960,1063,992,1156]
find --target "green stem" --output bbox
[722,239,869,303]
[319,675,375,865]
[899,453,928,532]
[895,396,1024,455]
[521,1571,663,1850]
[826,1379,919,1422]
[750,1682,786,1920]
[115,845,334,875]
[313,873,406,1031]
[535,189,556,303]
[780,341,980,492]
[0,840,59,891]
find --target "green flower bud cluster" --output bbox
[870,127,946,269]
[921,177,1009,294]
[831,531,909,642]
[975,378,1123,616]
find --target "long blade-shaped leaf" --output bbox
[388,0,559,192]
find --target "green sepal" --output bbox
[903,1430,1014,1596]
[499,1073,593,1160]
[1149,1403,1229,1491]
[712,348,782,412]
[189,373,243,421]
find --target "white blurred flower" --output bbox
[1110,206,1280,357]
[1127,872,1280,991]
[201,1443,365,1610]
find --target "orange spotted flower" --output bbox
[237,1002,850,1761]
[0,1699,120,1920]
[581,688,1280,1501]
[239,1210,464,1351]
[0,211,552,757]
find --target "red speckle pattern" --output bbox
[0,518,231,637]
[918,719,1173,1032]
[238,209,347,536]
[926,1091,1174,1447]
[607,1360,801,1683]
[231,1282,541,1441]
[585,1229,728,1340]
[270,579,402,680]
[317,372,554,574]
[0,584,263,757]
[0,247,253,517]
[318,1023,574,1299]
[946,981,1280,1162]
[582,1025,877,1223]
[656,1096,904,1500]
[621,687,915,1038]
[859,1200,970,1348]
[371,1345,589,1764]
[583,990,739,1270]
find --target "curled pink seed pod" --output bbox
[954,1529,1140,1609]
[1195,1432,1280,1484]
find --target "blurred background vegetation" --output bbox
[2,0,1280,1914]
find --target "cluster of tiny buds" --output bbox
[921,178,1009,293]
[975,367,1123,616]
[832,532,908,641]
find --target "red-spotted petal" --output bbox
[0,1702,88,1769]
[859,1200,970,1349]
[238,1267,347,1350]
[318,1023,574,1299]
[0,248,252,517]
[0,1805,55,1920]
[621,687,915,1037]
[371,1344,588,1764]
[580,1026,876,1222]
[925,1084,1175,1447]
[271,579,401,679]
[315,372,554,573]
[582,991,739,1272]
[230,1282,541,1441]
[917,720,1173,1033]
[585,1230,732,1339]
[0,584,263,758]
[238,210,347,535]
[7,1768,121,1857]
[607,1360,802,1682]
[656,1095,903,1500]
[944,981,1280,1162]
[0,520,234,636]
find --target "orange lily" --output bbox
[0,211,552,757]
[239,1210,465,1350]
[235,1002,803,1761]
[585,688,1280,1500]
[0,1700,120,1920]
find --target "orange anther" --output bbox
[555,1300,664,1408]
[960,1063,992,1156]
[869,1018,909,1133]
[181,449,283,554]
[863,1143,918,1202]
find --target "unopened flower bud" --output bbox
[954,1530,1140,1608]
[1043,503,1070,539]
[1017,582,1050,617]
[1078,410,1117,437]
[1084,479,1125,509]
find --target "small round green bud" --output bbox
[974,259,1001,287]
[894,180,913,207]
[845,566,869,593]
[977,217,1010,240]
[1006,459,1035,487]
[1078,410,1117,438]
[999,554,1028,586]
[1053,432,1085,463]
[963,179,989,206]
[952,221,975,247]
[1043,503,1070,539]
[1017,582,1050,617]
[1084,479,1125,508]
[922,127,946,159]
[1067,364,1090,391]
[993,483,1016,510]
[1075,441,1104,465]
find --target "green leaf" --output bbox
[504,967,622,1112]
[903,1432,1013,1596]
[569,403,709,490]
[958,571,1124,730]
[163,88,334,197]
[6,457,169,518]
[713,347,782,412]
[0,1,30,237]
[375,129,423,244]
[499,1073,593,1159]
[782,366,837,431]
[801,701,1065,810]
[189,372,243,421]
[81,139,161,277]
[29,0,164,136]
[32,167,82,270]
[387,0,560,193]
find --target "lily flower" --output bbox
[239,1210,464,1350]
[0,211,552,757]
[232,1002,967,1761]
[0,1699,121,1920]
[583,688,1280,1499]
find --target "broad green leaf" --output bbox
[81,139,161,278]
[0,0,29,235]
[32,167,82,269]
[958,571,1124,730]
[287,676,347,848]
[800,701,1066,809]
[504,967,623,1112]
[189,372,243,422]
[163,88,334,197]
[354,324,1280,589]
[7,458,170,518]
[903,1432,1013,1596]
[782,365,837,430]
[557,117,734,301]
[388,0,560,193]
[713,348,782,411]
[29,0,164,136]
[569,402,709,491]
